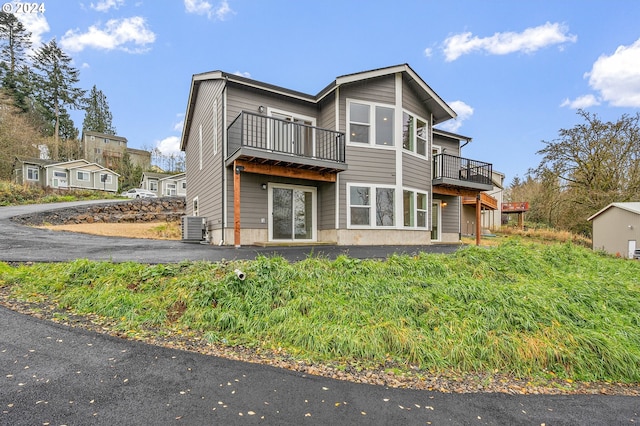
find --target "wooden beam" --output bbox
[233,161,241,248]
[476,194,481,246]
[234,159,337,182]
[433,185,480,198]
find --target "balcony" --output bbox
[227,111,347,175]
[463,193,499,210]
[432,153,493,193]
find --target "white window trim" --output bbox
[268,183,317,242]
[198,124,203,170]
[347,183,397,229]
[77,170,90,181]
[26,166,39,181]
[403,187,429,229]
[346,98,396,150]
[266,107,317,154]
[402,110,430,158]
[192,196,199,216]
[213,100,218,156]
[99,173,113,184]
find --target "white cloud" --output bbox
[233,71,251,78]
[436,100,474,133]
[15,10,50,51]
[173,114,185,132]
[184,0,234,20]
[585,38,640,107]
[90,0,125,12]
[60,17,156,53]
[424,47,433,58]
[560,94,600,109]
[156,136,182,156]
[443,22,577,62]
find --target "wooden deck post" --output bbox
[234,161,242,248]
[476,193,481,246]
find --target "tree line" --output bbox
[507,109,640,237]
[0,11,183,188]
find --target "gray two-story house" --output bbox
[180,64,493,246]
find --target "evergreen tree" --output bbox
[0,12,32,111]
[31,39,85,159]
[83,85,116,135]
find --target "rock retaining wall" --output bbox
[12,197,186,226]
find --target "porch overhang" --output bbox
[226,152,346,182]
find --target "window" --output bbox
[167,183,176,196]
[349,186,370,225]
[149,180,158,191]
[26,166,39,181]
[213,100,218,156]
[404,190,428,228]
[403,112,428,156]
[348,184,395,227]
[181,181,186,190]
[99,173,112,184]
[376,188,395,225]
[77,171,89,181]
[192,197,199,216]
[348,101,395,147]
[375,106,394,146]
[349,102,370,144]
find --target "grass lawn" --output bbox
[1,239,639,393]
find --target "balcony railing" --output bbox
[227,111,346,164]
[433,153,493,190]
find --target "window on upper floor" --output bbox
[348,100,395,147]
[403,112,428,157]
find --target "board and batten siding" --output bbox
[184,79,225,227]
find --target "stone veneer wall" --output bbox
[12,197,186,226]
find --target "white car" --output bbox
[121,188,158,198]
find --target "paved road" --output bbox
[0,201,460,263]
[1,201,639,425]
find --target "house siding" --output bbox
[226,84,317,125]
[184,79,225,234]
[592,207,640,257]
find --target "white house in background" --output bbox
[141,171,186,197]
[13,157,120,193]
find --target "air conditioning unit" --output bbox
[181,216,206,242]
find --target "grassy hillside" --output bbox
[1,240,639,387]
[0,181,120,206]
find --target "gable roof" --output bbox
[181,64,457,150]
[587,202,640,221]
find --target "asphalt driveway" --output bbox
[1,201,639,425]
[0,200,460,263]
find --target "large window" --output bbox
[99,173,112,184]
[77,171,89,181]
[403,190,428,228]
[348,184,395,227]
[348,101,395,147]
[26,166,39,181]
[403,112,428,156]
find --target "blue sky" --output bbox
[13,0,640,185]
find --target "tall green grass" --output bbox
[1,240,639,383]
